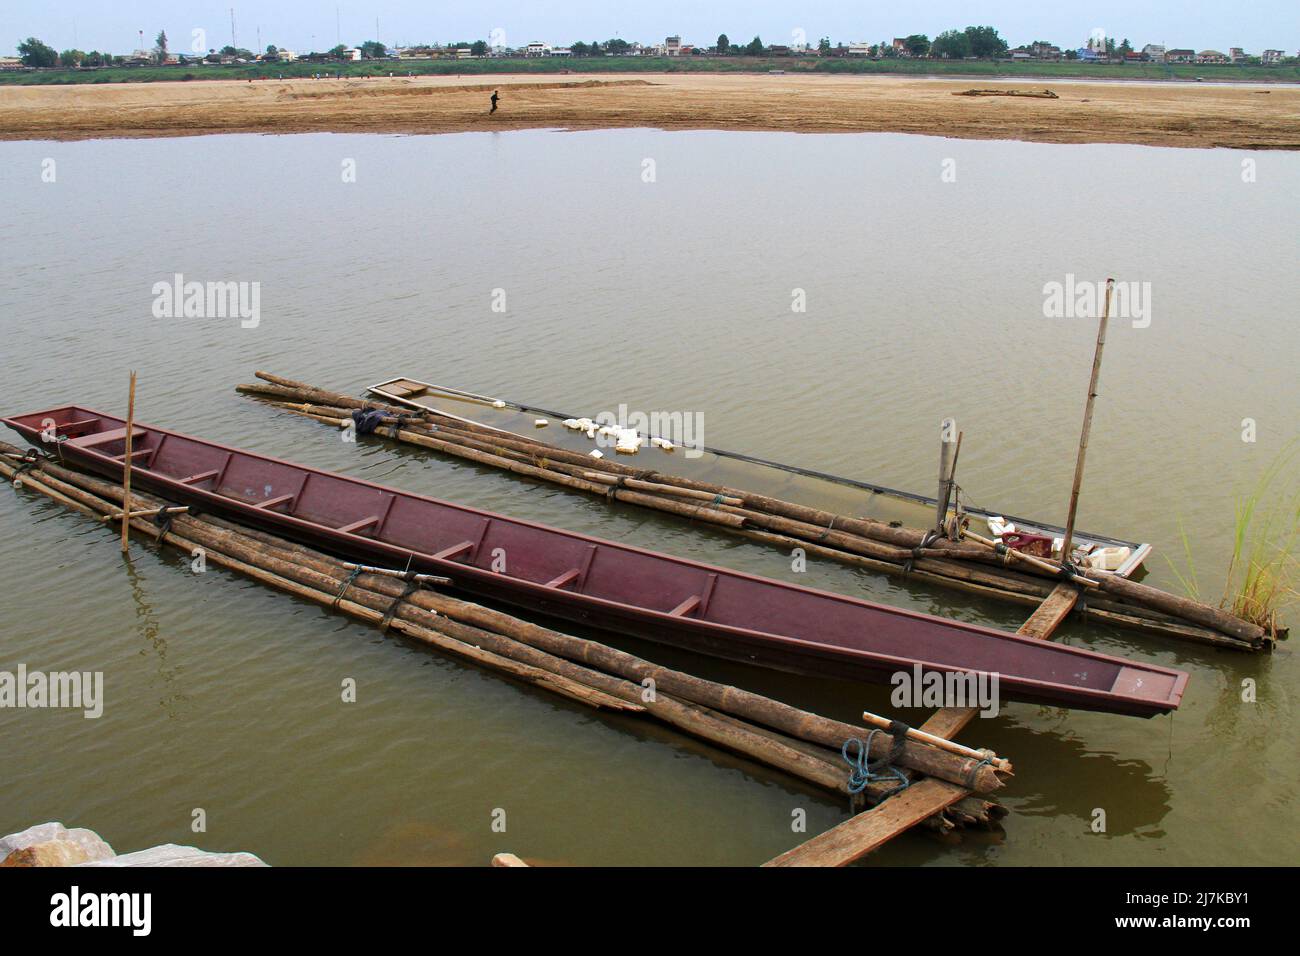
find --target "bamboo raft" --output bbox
[366,374,1151,578]
[234,372,1274,653]
[0,439,1012,833]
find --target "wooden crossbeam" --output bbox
[764,582,1080,867]
[336,515,382,535]
[178,470,220,486]
[254,494,296,511]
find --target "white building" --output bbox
[665,35,682,56]
[847,41,871,56]
[1261,49,1284,63]
[1141,44,1166,62]
[525,41,550,57]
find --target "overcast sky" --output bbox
[4,1,1297,56]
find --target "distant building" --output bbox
[1261,49,1284,64]
[550,47,572,57]
[665,35,682,56]
[892,38,909,56]
[1030,42,1062,60]
[0,55,24,70]
[1142,44,1166,62]
[847,42,871,56]
[1011,49,1033,61]
[343,47,362,61]
[1229,47,1246,61]
[1196,50,1226,63]
[1076,47,1104,62]
[1166,48,1196,63]
[524,41,549,57]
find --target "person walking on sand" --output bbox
[489,90,499,115]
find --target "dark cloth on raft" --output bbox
[351,409,388,435]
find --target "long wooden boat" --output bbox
[5,405,1188,717]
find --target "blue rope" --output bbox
[841,732,909,796]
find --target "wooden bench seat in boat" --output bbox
[67,427,146,449]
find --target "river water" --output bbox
[0,129,1296,866]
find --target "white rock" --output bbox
[0,822,115,863]
[79,844,267,867]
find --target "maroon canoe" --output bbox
[5,405,1188,717]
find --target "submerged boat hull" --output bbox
[5,406,1187,717]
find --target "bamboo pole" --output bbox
[962,527,1100,588]
[936,418,956,531]
[100,505,190,523]
[860,710,1011,772]
[1060,279,1112,565]
[120,370,136,552]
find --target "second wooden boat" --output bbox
[4,404,1188,718]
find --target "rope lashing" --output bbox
[10,448,44,484]
[962,753,995,790]
[605,474,630,502]
[904,530,940,574]
[379,577,423,632]
[331,566,365,609]
[841,725,911,796]
[152,508,177,547]
[817,515,837,542]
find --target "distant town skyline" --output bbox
[4,1,1297,56]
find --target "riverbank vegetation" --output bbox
[3,55,1297,87]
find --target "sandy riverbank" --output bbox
[2,72,1298,149]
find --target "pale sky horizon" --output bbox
[3,1,1297,58]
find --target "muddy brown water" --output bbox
[0,129,1296,865]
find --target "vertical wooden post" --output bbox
[1060,279,1113,564]
[935,418,956,531]
[120,370,136,552]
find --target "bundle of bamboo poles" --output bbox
[0,440,1011,825]
[234,372,1273,651]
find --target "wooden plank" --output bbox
[764,582,1080,867]
[921,583,1080,740]
[763,779,967,867]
